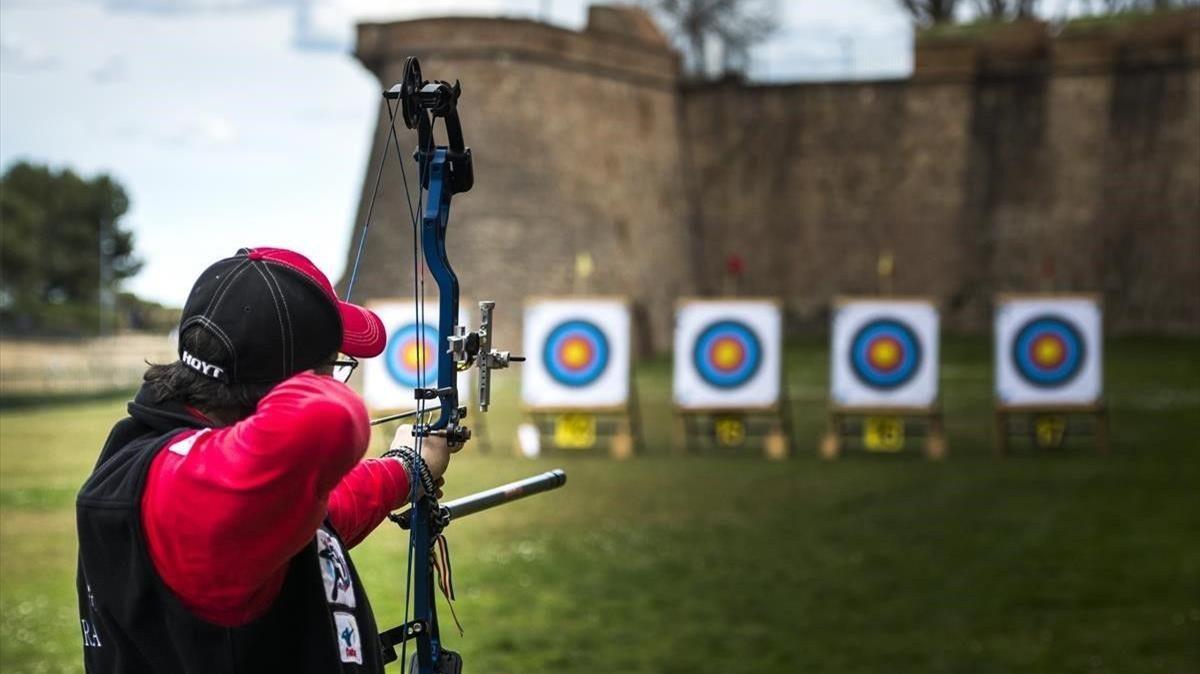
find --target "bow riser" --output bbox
[417,146,465,442]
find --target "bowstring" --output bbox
[375,93,427,674]
[401,100,440,674]
[405,105,439,674]
[345,96,420,305]
[338,96,423,387]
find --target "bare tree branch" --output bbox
[897,0,962,26]
[644,0,779,79]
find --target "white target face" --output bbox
[673,300,782,409]
[362,300,470,412]
[831,299,940,408]
[995,296,1102,406]
[521,298,630,409]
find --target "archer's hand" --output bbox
[392,425,451,483]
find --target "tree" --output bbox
[0,161,142,335]
[902,0,1195,26]
[898,0,962,26]
[1078,0,1198,11]
[971,0,1040,20]
[642,0,779,79]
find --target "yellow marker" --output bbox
[714,416,747,448]
[864,416,905,452]
[877,250,894,277]
[554,413,597,449]
[575,252,594,280]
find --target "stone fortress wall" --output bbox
[345,6,1200,351]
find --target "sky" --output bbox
[0,0,913,307]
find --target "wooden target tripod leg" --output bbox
[672,411,687,455]
[819,409,842,460]
[610,416,635,460]
[924,410,947,460]
[764,416,790,461]
[766,382,795,461]
[1095,405,1111,455]
[993,408,1009,456]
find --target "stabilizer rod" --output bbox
[442,469,566,521]
[393,470,567,530]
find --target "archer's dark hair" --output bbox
[143,328,275,422]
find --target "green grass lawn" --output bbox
[2,338,1198,673]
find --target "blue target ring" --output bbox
[693,320,762,389]
[385,323,439,389]
[849,319,922,390]
[543,320,609,388]
[1012,315,1085,388]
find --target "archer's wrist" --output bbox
[382,446,436,499]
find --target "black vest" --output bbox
[76,390,384,673]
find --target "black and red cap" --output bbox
[178,247,386,384]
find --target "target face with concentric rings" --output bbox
[385,323,439,389]
[849,319,923,391]
[693,320,762,389]
[542,320,610,388]
[1011,315,1085,388]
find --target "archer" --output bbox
[75,246,452,673]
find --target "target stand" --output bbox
[993,294,1108,455]
[820,405,946,460]
[519,401,641,460]
[993,404,1110,455]
[673,402,793,460]
[671,298,790,460]
[821,296,945,460]
[518,296,639,459]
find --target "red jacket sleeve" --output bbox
[327,458,412,548]
[141,372,394,627]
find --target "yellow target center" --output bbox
[562,341,591,368]
[402,342,425,369]
[870,341,900,368]
[1034,338,1063,365]
[713,341,742,368]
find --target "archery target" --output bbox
[543,320,609,388]
[694,321,762,389]
[385,323,440,389]
[362,300,470,411]
[522,298,630,409]
[1012,317,1084,388]
[674,300,781,409]
[995,296,1101,405]
[849,320,922,390]
[831,299,939,408]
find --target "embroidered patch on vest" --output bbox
[333,611,363,665]
[167,429,210,457]
[317,529,356,608]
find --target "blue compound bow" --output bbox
[343,57,566,673]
